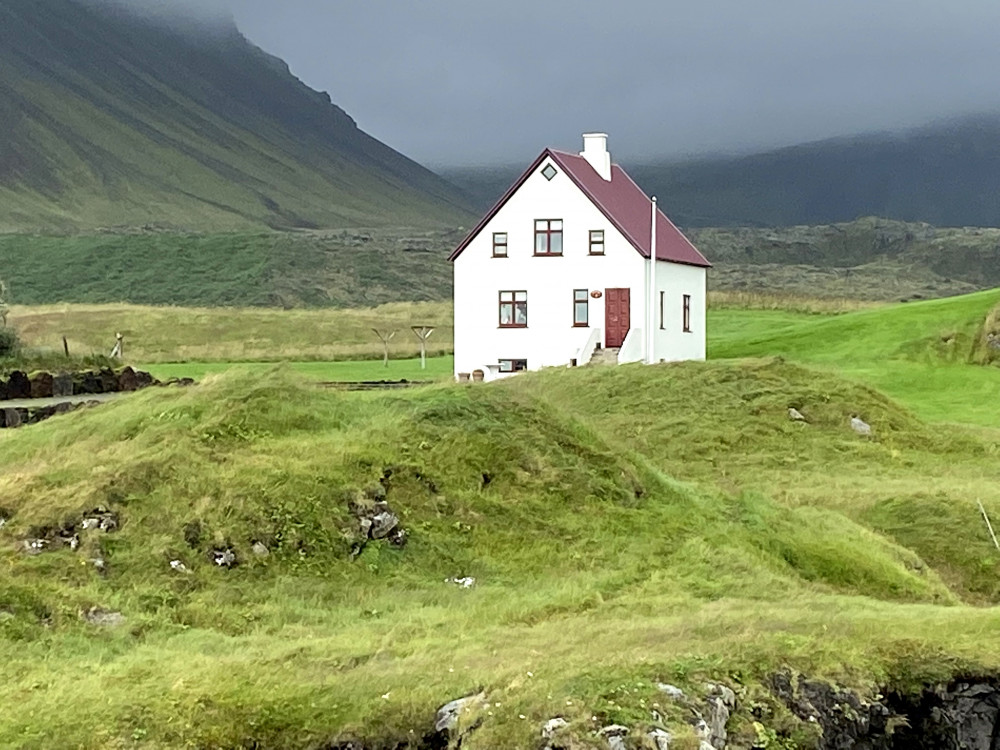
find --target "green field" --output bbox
[710,288,1000,426]
[147,356,454,383]
[2,290,1000,747]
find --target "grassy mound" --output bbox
[2,364,1000,747]
[710,288,1000,427]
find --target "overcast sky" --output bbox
[159,1,1000,166]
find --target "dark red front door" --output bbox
[605,288,630,348]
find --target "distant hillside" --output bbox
[0,228,463,307]
[443,115,1000,228]
[3,218,997,308]
[0,0,475,231]
[689,217,1000,301]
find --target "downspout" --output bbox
[647,196,657,364]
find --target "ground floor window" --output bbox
[499,290,527,327]
[573,289,589,326]
[499,358,528,372]
[683,294,692,332]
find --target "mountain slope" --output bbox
[0,0,475,231]
[444,115,1000,228]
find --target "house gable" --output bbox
[449,148,710,268]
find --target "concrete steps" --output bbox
[587,347,620,366]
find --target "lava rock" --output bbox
[6,371,29,399]
[29,372,53,399]
[370,510,400,540]
[52,372,73,397]
[435,693,487,733]
[98,368,118,393]
[600,724,629,750]
[117,366,140,392]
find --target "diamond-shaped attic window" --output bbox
[541,164,558,181]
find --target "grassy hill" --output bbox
[3,292,1000,746]
[710,287,1000,426]
[0,0,474,231]
[443,114,1000,228]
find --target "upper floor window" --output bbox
[573,289,589,327]
[499,290,528,327]
[683,294,692,332]
[492,232,508,258]
[534,219,563,256]
[589,230,605,255]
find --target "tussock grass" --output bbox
[2,358,1000,747]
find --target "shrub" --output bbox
[0,326,20,357]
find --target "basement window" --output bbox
[499,359,528,373]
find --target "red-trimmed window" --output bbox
[573,289,589,327]
[499,358,528,372]
[534,219,563,256]
[682,294,692,332]
[499,291,527,328]
[492,232,507,258]
[589,230,605,255]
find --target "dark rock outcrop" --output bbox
[768,671,1000,750]
[7,371,29,399]
[29,372,53,399]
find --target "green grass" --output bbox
[2,344,1000,747]
[146,356,454,382]
[10,300,452,364]
[709,288,1000,426]
[3,290,1000,747]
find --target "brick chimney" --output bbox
[580,133,611,180]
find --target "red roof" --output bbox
[449,148,711,267]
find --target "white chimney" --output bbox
[580,133,612,181]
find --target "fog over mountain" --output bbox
[219,0,1000,166]
[78,1,1000,168]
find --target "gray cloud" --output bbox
[143,1,1000,166]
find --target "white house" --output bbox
[450,133,710,379]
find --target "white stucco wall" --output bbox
[649,260,707,362]
[452,154,706,376]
